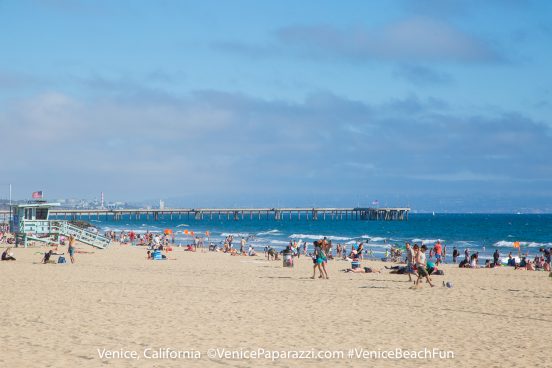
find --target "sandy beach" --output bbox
[1,242,551,368]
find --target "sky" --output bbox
[1,0,551,211]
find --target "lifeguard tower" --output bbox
[10,201,111,249]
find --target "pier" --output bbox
[1,207,410,222]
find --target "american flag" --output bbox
[32,191,43,199]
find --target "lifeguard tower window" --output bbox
[36,208,48,220]
[24,208,32,219]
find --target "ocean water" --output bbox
[57,213,552,258]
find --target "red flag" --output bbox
[32,191,43,199]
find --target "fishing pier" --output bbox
[1,207,410,222]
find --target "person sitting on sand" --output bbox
[534,256,544,270]
[356,242,364,260]
[458,258,470,268]
[516,258,535,271]
[470,253,479,268]
[343,266,380,273]
[516,257,527,269]
[1,247,16,261]
[42,250,62,264]
[248,245,257,256]
[426,261,437,275]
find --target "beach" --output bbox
[1,243,550,368]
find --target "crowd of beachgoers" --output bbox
[1,228,551,288]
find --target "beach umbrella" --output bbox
[184,230,189,235]
[513,241,521,258]
[164,229,173,235]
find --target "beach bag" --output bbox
[153,251,164,260]
[58,256,66,264]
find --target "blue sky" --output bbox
[1,0,551,211]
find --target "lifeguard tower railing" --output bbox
[18,220,111,249]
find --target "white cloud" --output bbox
[275,17,500,63]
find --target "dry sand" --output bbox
[1,243,551,368]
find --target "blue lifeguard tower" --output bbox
[10,201,110,249]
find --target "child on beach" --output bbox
[42,250,62,264]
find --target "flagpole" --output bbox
[8,184,12,233]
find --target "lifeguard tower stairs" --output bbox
[10,202,111,249]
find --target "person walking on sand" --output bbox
[68,235,76,264]
[312,240,328,279]
[413,245,434,288]
[405,243,415,282]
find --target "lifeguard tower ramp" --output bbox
[10,202,111,249]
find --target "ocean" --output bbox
[64,213,552,259]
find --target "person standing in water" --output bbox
[433,241,442,266]
[68,235,76,264]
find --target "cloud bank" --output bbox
[1,86,550,205]
[217,17,501,64]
